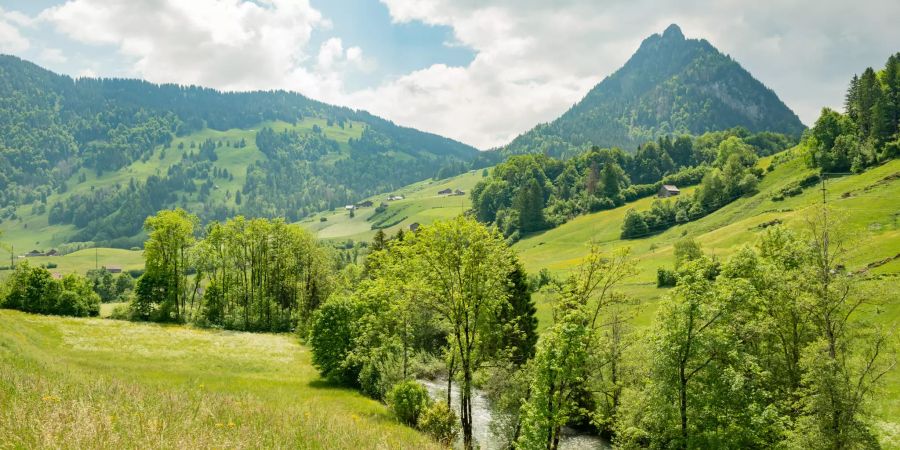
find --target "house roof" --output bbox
[661,185,680,191]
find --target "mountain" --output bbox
[501,24,806,157]
[0,55,483,247]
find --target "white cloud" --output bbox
[39,0,329,92]
[0,7,30,53]
[39,47,68,64]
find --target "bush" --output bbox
[417,401,459,446]
[386,380,432,425]
[108,302,134,320]
[309,296,361,385]
[1,263,99,317]
[657,268,677,287]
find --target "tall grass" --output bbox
[0,310,438,449]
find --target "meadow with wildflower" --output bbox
[0,309,439,449]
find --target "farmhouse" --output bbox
[453,189,465,196]
[409,222,420,232]
[25,250,44,257]
[106,266,123,274]
[388,195,404,201]
[658,185,680,198]
[438,188,452,195]
[345,205,356,210]
[356,200,374,208]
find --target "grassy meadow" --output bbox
[0,309,438,449]
[299,169,485,242]
[0,248,144,283]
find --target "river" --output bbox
[418,379,610,449]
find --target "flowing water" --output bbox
[418,379,610,449]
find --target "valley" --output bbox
[1,17,898,450]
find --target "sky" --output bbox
[1,0,899,150]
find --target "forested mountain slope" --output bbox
[0,55,484,247]
[501,24,805,157]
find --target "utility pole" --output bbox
[95,247,98,270]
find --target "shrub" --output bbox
[657,268,677,287]
[1,262,99,317]
[309,296,361,385]
[417,401,459,446]
[386,380,432,425]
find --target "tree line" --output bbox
[1,262,100,317]
[472,128,794,240]
[620,135,762,238]
[128,209,334,332]
[807,53,900,173]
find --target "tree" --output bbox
[495,260,538,365]
[310,296,362,384]
[621,209,649,238]
[515,178,546,232]
[673,238,702,270]
[140,208,198,322]
[788,207,895,447]
[371,229,387,252]
[406,217,513,449]
[517,246,635,449]
[1,262,99,317]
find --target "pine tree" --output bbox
[514,178,545,232]
[856,68,882,141]
[844,74,860,122]
[371,229,387,252]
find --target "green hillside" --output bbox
[299,169,486,242]
[0,309,439,449]
[501,24,805,157]
[512,148,900,437]
[0,119,357,253]
[0,55,482,248]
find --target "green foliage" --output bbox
[386,380,432,426]
[806,53,900,173]
[620,145,761,239]
[495,262,539,364]
[501,24,804,157]
[621,209,649,238]
[656,267,677,287]
[131,209,334,331]
[137,209,197,322]
[1,262,99,317]
[518,246,636,447]
[310,296,362,385]
[86,268,133,302]
[417,401,460,447]
[615,220,893,448]
[673,238,702,269]
[475,129,790,239]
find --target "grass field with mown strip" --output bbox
[299,169,486,242]
[0,309,438,449]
